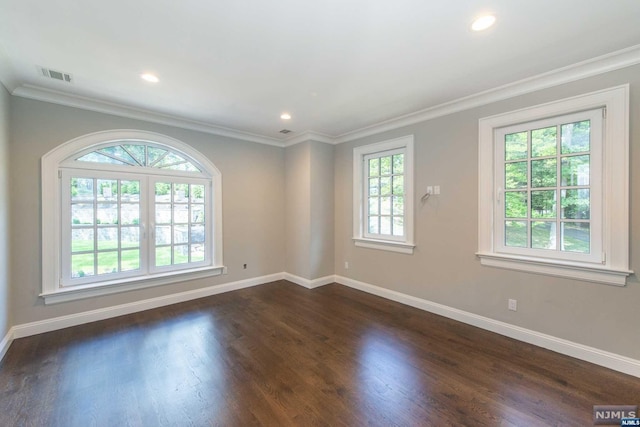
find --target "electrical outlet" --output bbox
[344,261,349,269]
[434,185,440,195]
[508,299,517,311]
[243,263,247,269]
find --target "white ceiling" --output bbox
[1,0,640,144]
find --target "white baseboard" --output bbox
[11,273,284,340]
[334,275,640,378]
[0,328,12,362]
[4,272,639,379]
[283,273,335,289]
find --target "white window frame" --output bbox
[353,135,415,254]
[477,85,632,286]
[42,130,224,304]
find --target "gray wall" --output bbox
[310,141,334,279]
[0,86,10,340]
[285,140,335,280]
[285,141,311,279]
[334,64,640,360]
[9,98,286,325]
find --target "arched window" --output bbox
[42,130,223,304]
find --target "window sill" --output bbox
[354,238,415,254]
[41,266,225,304]
[476,252,632,286]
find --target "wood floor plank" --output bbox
[1,280,639,426]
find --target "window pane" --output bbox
[392,196,404,216]
[156,226,171,245]
[97,251,118,275]
[71,178,94,201]
[121,249,140,272]
[191,205,205,223]
[504,192,527,218]
[156,204,171,224]
[380,177,391,196]
[380,216,391,235]
[392,154,404,174]
[531,190,556,219]
[97,204,118,225]
[531,126,557,157]
[191,225,205,243]
[72,253,95,278]
[392,176,403,195]
[174,225,188,244]
[531,158,556,188]
[561,189,590,219]
[380,156,392,175]
[99,146,137,165]
[97,227,118,250]
[98,179,118,201]
[155,182,171,202]
[368,178,379,196]
[505,221,527,247]
[505,131,527,160]
[368,217,379,234]
[174,246,189,264]
[191,185,205,203]
[121,203,139,225]
[148,147,168,166]
[71,229,94,253]
[77,152,126,165]
[561,222,590,253]
[380,197,391,215]
[368,158,379,177]
[156,246,171,266]
[121,144,146,165]
[368,197,379,215]
[121,180,140,202]
[532,221,556,250]
[174,204,189,224]
[121,227,139,248]
[561,155,590,186]
[173,183,189,202]
[72,204,94,225]
[505,162,527,189]
[157,152,187,169]
[392,217,404,237]
[561,120,590,154]
[191,244,205,262]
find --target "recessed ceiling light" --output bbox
[471,15,496,31]
[141,73,159,83]
[280,113,292,120]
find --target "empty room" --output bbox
[1,1,640,425]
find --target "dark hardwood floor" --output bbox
[1,281,639,426]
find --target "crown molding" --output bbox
[11,84,286,147]
[6,44,640,148]
[283,131,336,147]
[334,44,640,144]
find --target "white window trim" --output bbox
[41,129,224,304]
[353,135,415,254]
[477,85,632,286]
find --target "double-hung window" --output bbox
[42,130,223,303]
[353,135,414,254]
[477,86,632,285]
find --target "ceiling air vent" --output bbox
[279,129,292,134]
[38,66,73,83]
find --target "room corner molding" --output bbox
[283,273,335,289]
[0,328,13,362]
[334,275,640,378]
